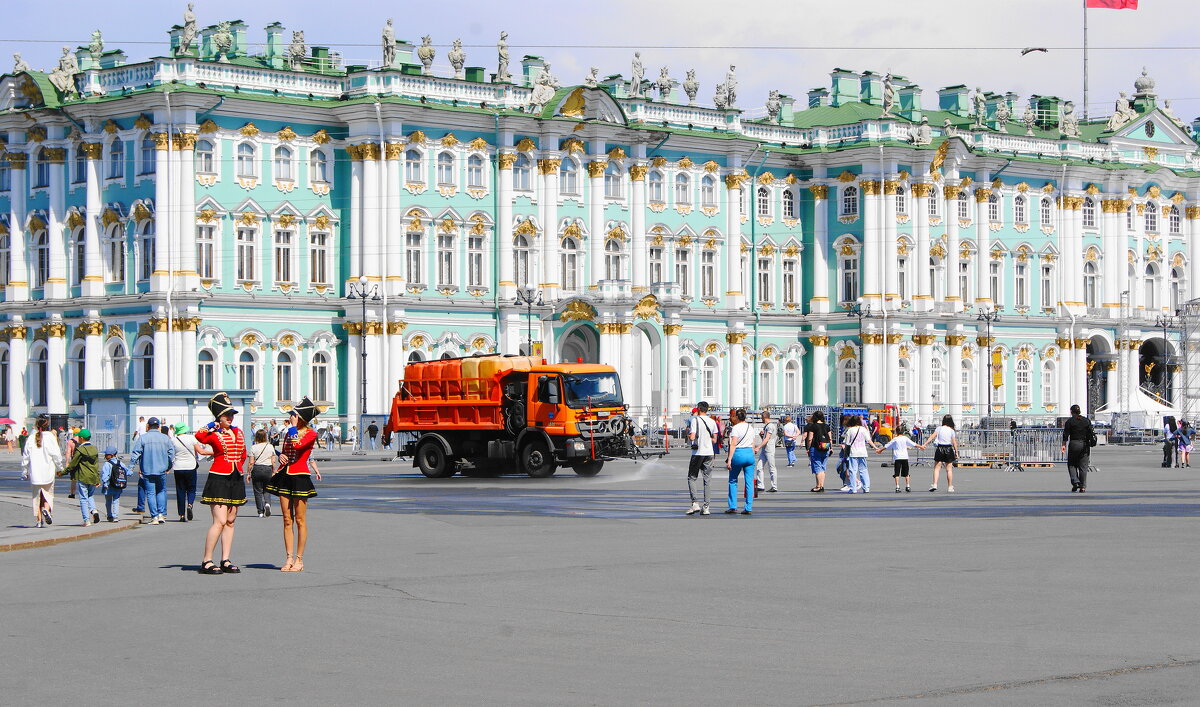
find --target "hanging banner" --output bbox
[991,349,1004,389]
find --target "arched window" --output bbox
[236,226,256,282]
[31,347,48,407]
[235,143,255,178]
[467,154,485,189]
[405,149,423,183]
[436,232,455,287]
[678,356,695,402]
[407,350,425,364]
[513,234,531,286]
[841,185,858,216]
[840,358,859,404]
[931,357,944,401]
[1145,201,1159,232]
[108,342,128,389]
[73,147,87,183]
[138,220,155,282]
[701,175,716,207]
[957,190,970,220]
[961,360,973,407]
[437,152,455,185]
[648,170,664,202]
[897,359,909,404]
[784,360,799,404]
[513,154,532,191]
[238,350,257,391]
[839,248,859,303]
[988,193,1000,222]
[1016,359,1031,406]
[757,186,771,218]
[274,146,293,181]
[33,230,49,288]
[1144,262,1159,310]
[895,185,907,215]
[1042,361,1055,407]
[702,356,718,399]
[34,147,49,187]
[560,237,579,292]
[1169,206,1182,234]
[108,139,124,179]
[311,351,330,402]
[1083,261,1098,308]
[675,174,691,205]
[68,347,83,403]
[140,135,156,175]
[405,228,423,284]
[137,341,154,389]
[309,149,328,182]
[1171,266,1185,312]
[604,238,624,280]
[758,360,774,406]
[105,226,125,283]
[783,190,796,219]
[275,351,294,402]
[1081,197,1095,228]
[604,162,623,198]
[197,349,215,389]
[1013,195,1027,224]
[558,159,577,195]
[196,139,215,173]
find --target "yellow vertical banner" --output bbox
[991,349,1004,388]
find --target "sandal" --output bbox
[810,486,824,493]
[281,556,295,572]
[291,556,304,573]
[219,559,241,574]
[198,560,223,575]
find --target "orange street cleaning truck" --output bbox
[382,354,637,478]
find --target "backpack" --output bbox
[712,418,724,453]
[108,458,128,490]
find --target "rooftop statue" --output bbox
[212,20,234,63]
[913,116,932,145]
[766,89,782,123]
[496,31,511,82]
[682,69,699,105]
[972,87,986,128]
[48,46,80,97]
[382,19,395,68]
[583,67,598,88]
[724,65,737,107]
[12,52,30,74]
[881,74,897,117]
[1061,101,1080,138]
[176,3,197,56]
[630,52,644,98]
[529,62,559,113]
[1106,91,1136,131]
[89,30,104,60]
[417,35,435,75]
[448,39,466,79]
[288,31,306,71]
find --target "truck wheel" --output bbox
[416,440,455,478]
[520,439,556,478]
[571,460,603,477]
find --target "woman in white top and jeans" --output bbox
[921,414,960,492]
[842,415,881,493]
[724,408,763,514]
[21,415,64,527]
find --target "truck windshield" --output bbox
[562,373,623,408]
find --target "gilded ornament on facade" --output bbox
[587,160,607,178]
[236,211,259,227]
[700,160,720,173]
[725,332,747,345]
[758,171,776,186]
[27,215,46,233]
[676,156,694,170]
[537,158,561,175]
[860,180,881,196]
[66,211,84,229]
[514,220,537,237]
[513,137,535,152]
[1143,147,1158,160]
[628,164,648,181]
[633,295,661,322]
[663,324,683,336]
[438,133,460,147]
[809,184,828,200]
[608,147,626,161]
[559,300,596,322]
[650,156,667,167]
[497,153,517,171]
[27,126,47,143]
[407,130,427,145]
[386,321,408,336]
[313,214,333,230]
[607,226,626,242]
[559,137,582,154]
[276,213,297,228]
[43,147,66,163]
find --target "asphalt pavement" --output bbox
[2,443,1199,706]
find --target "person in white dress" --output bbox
[21,415,64,527]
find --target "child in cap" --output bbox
[100,445,130,522]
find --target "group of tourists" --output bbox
[19,392,324,575]
[684,402,1097,513]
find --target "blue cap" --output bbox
[103,446,117,455]
[147,417,160,426]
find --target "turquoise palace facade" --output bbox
[0,18,1198,428]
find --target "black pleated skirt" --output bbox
[200,472,247,506]
[265,472,317,499]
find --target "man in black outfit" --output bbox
[1060,404,1093,493]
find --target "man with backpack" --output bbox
[685,402,718,516]
[171,423,201,522]
[100,446,130,522]
[367,421,380,450]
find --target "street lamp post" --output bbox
[977,306,1001,421]
[346,275,381,454]
[1155,312,1175,404]
[846,298,886,408]
[846,300,866,404]
[515,283,543,356]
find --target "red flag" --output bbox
[1085,0,1138,8]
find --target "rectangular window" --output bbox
[197,225,216,280]
[841,257,859,303]
[649,247,663,285]
[467,156,485,189]
[273,230,293,284]
[757,257,771,300]
[989,261,1001,303]
[898,257,908,300]
[309,232,329,286]
[675,249,690,297]
[236,227,256,282]
[959,261,970,301]
[1015,262,1028,308]
[783,259,796,303]
[1040,264,1053,308]
[701,250,715,298]
[406,233,423,284]
[468,236,484,287]
[72,240,84,286]
[437,234,454,287]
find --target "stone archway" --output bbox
[1139,338,1173,405]
[1086,336,1113,412]
[558,324,599,365]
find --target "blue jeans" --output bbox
[103,489,122,520]
[135,475,148,511]
[784,442,797,466]
[728,447,756,511]
[174,470,197,516]
[143,474,167,517]
[808,447,829,476]
[847,457,869,492]
[76,482,97,521]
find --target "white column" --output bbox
[6,146,28,302]
[1074,336,1089,415]
[726,332,745,408]
[501,311,521,356]
[885,333,900,406]
[809,334,830,406]
[7,322,27,421]
[974,183,991,307]
[724,171,746,310]
[808,183,830,313]
[664,323,682,414]
[175,133,198,290]
[45,146,67,299]
[179,315,198,389]
[46,322,67,414]
[367,325,385,414]
[913,183,932,312]
[861,178,882,306]
[151,314,169,389]
[83,318,103,391]
[387,321,406,397]
[1187,203,1199,301]
[1058,332,1074,412]
[861,327,883,403]
[883,180,899,309]
[361,147,382,282]
[620,322,635,407]
[349,151,364,282]
[82,143,105,297]
[149,133,170,291]
[385,143,404,296]
[587,143,606,288]
[944,184,962,312]
[345,324,362,422]
[540,157,560,300]
[947,335,963,420]
[498,151,516,295]
[978,333,993,416]
[630,161,648,294]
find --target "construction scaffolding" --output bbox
[1179,299,1200,425]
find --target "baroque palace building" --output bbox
[0,17,1198,426]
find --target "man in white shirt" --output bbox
[686,402,717,515]
[780,415,800,467]
[755,411,779,493]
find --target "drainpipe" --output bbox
[746,144,767,407]
[493,112,502,346]
[163,89,175,388]
[374,102,388,401]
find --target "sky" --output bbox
[4,0,1198,124]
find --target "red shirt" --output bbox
[194,426,246,475]
[280,426,317,475]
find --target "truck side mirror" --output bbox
[538,376,560,405]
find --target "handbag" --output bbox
[1087,429,1098,448]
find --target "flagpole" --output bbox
[1083,0,1089,120]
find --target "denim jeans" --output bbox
[784,441,797,466]
[728,447,756,511]
[808,447,829,476]
[143,474,167,517]
[846,457,869,492]
[174,470,197,516]
[76,482,98,521]
[135,475,148,511]
[103,490,122,520]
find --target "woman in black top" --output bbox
[802,411,832,492]
[1060,404,1093,493]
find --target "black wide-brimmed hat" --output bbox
[293,396,319,424]
[208,392,238,420]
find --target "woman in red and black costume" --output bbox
[195,392,250,575]
[266,396,321,572]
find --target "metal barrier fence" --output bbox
[899,428,1066,472]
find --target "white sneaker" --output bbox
[701,506,710,515]
[686,502,700,516]
[947,486,955,493]
[844,488,855,494]
[839,485,851,492]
